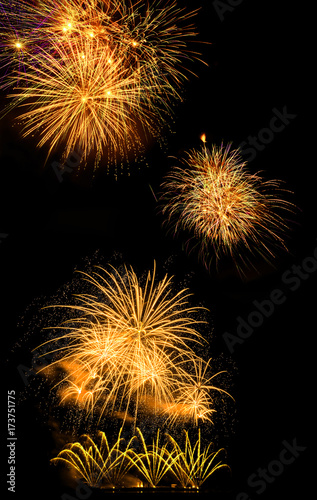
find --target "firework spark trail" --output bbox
[0,0,203,168]
[34,263,231,426]
[129,428,176,487]
[161,141,295,270]
[51,428,136,488]
[167,428,229,488]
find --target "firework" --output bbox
[0,0,125,74]
[167,428,229,488]
[52,427,229,489]
[34,262,231,427]
[51,428,135,488]
[0,1,39,82]
[110,0,203,104]
[36,263,202,419]
[164,359,234,426]
[3,36,151,165]
[129,428,176,487]
[0,0,203,168]
[161,141,294,270]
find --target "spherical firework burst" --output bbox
[0,0,203,169]
[161,141,294,270]
[35,262,231,427]
[4,37,149,164]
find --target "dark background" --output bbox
[1,1,313,499]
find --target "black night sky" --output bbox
[0,1,313,499]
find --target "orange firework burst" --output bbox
[35,262,231,426]
[161,141,295,270]
[1,0,203,169]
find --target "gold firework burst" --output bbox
[161,141,295,270]
[35,262,232,426]
[4,37,149,164]
[1,0,203,169]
